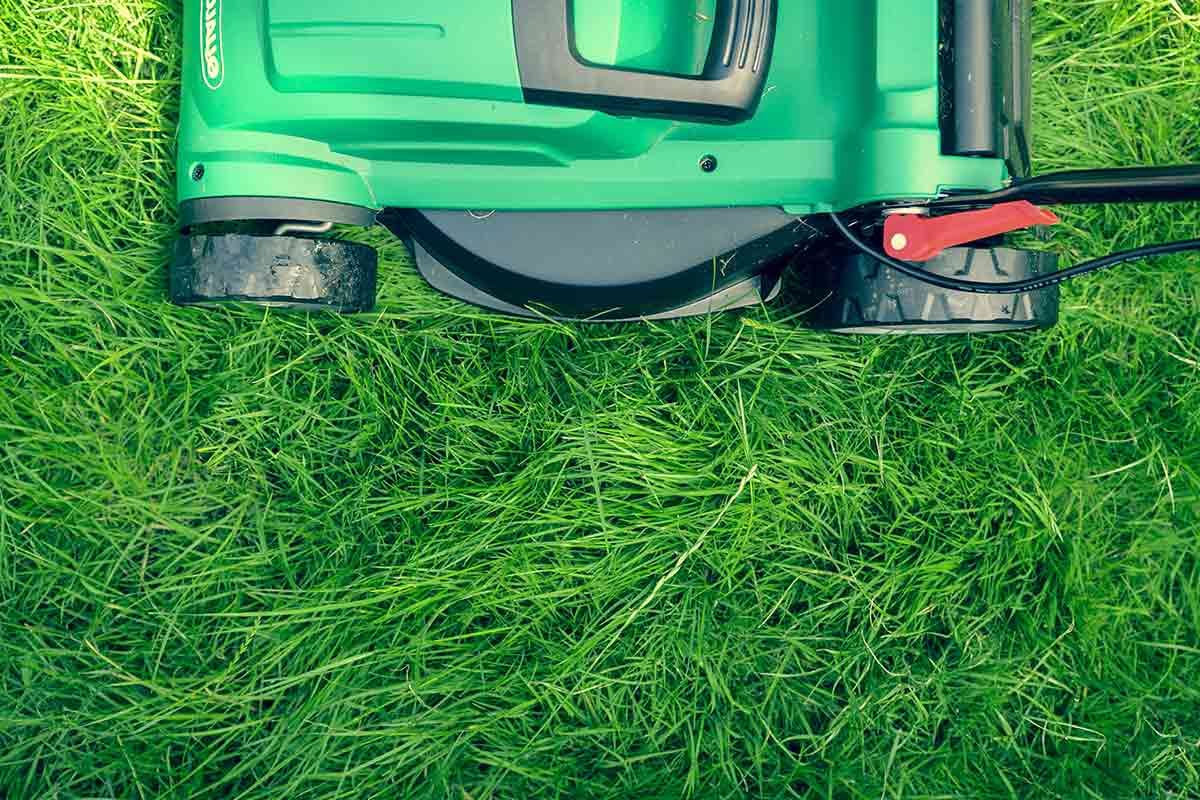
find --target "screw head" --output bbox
[699,155,718,173]
[191,164,205,182]
[890,233,909,252]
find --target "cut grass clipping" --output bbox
[1,1,1199,798]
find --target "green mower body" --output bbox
[180,0,1010,213]
[174,0,1059,330]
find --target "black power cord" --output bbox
[829,212,1200,295]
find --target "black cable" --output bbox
[829,212,1200,295]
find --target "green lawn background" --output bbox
[1,1,1198,797]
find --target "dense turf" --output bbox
[1,1,1199,797]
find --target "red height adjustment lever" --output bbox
[883,201,1061,262]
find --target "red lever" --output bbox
[883,201,1060,262]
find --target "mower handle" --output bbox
[925,165,1200,209]
[512,0,777,125]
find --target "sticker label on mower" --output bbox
[201,0,224,90]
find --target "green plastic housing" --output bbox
[178,0,1010,215]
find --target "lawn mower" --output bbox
[171,0,1200,333]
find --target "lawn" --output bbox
[1,1,1199,797]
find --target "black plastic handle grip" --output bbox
[926,166,1200,209]
[512,0,777,125]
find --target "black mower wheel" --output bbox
[170,233,378,313]
[803,246,1060,335]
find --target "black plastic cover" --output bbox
[382,207,813,319]
[511,0,777,124]
[941,0,1033,177]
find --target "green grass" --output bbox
[1,1,1199,797]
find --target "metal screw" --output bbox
[890,233,909,252]
[699,155,718,173]
[191,164,205,181]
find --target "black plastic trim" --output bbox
[511,0,777,124]
[180,197,379,228]
[381,207,809,319]
[410,238,780,321]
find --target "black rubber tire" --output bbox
[803,246,1060,335]
[170,234,377,313]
